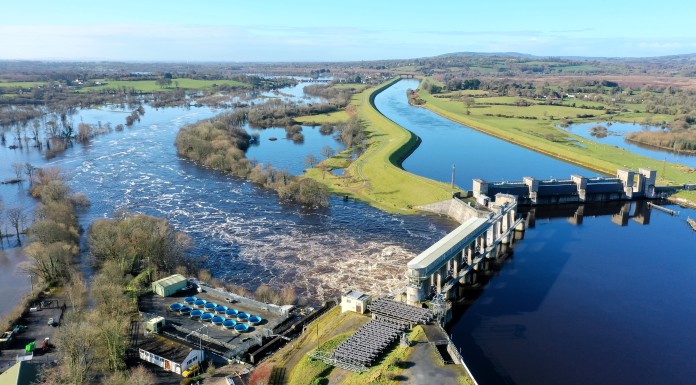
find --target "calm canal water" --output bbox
[374,80,696,385]
[375,80,592,185]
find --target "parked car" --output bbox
[182,363,200,378]
[47,318,54,326]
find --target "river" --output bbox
[373,79,696,385]
[2,79,696,384]
[0,82,454,318]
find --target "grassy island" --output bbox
[301,79,459,214]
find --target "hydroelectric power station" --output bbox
[404,168,670,309]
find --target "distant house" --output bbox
[152,274,188,297]
[0,361,39,385]
[341,290,372,314]
[138,335,203,376]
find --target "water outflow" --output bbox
[0,92,456,309]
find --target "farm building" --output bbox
[152,274,188,297]
[341,290,372,314]
[138,335,203,376]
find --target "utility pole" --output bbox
[451,163,456,190]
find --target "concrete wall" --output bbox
[416,198,488,224]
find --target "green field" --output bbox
[331,83,367,90]
[80,78,249,92]
[417,84,696,190]
[296,110,352,125]
[304,79,459,213]
[0,81,46,88]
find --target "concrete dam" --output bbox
[472,168,660,205]
[403,168,668,308]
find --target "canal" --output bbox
[374,79,696,385]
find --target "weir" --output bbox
[406,194,523,306]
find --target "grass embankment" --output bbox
[303,79,459,213]
[418,86,696,188]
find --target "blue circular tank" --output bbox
[180,306,192,314]
[212,316,225,325]
[190,309,203,319]
[222,319,237,329]
[237,312,250,322]
[201,313,213,322]
[225,309,239,317]
[184,297,197,305]
[194,299,207,308]
[248,315,262,325]
[234,323,249,333]
[204,302,217,311]
[169,303,183,312]
[215,305,228,314]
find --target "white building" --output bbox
[138,336,203,376]
[341,290,371,314]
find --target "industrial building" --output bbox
[152,274,188,297]
[341,290,371,314]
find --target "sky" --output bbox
[3,0,696,62]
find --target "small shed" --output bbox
[145,317,166,334]
[341,290,372,314]
[152,274,188,297]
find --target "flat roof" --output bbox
[407,217,489,276]
[344,290,370,300]
[153,274,187,288]
[0,361,39,385]
[138,335,197,363]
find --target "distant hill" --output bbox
[436,51,696,61]
[437,52,538,59]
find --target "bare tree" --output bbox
[54,320,95,385]
[24,163,36,185]
[31,120,41,143]
[303,154,318,168]
[12,162,23,180]
[6,206,26,243]
[320,145,335,159]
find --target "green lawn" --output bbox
[331,83,367,90]
[287,334,350,385]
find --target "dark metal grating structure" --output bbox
[330,319,406,368]
[368,298,434,325]
[314,298,435,371]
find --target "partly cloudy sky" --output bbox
[3,0,696,61]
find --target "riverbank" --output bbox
[302,79,459,214]
[415,84,696,195]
